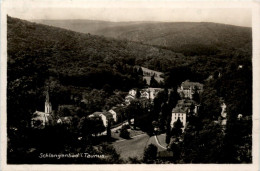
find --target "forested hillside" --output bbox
[34,20,251,56]
[9,16,190,82]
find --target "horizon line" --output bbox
[24,17,252,28]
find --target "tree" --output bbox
[143,79,147,86]
[168,89,181,109]
[165,133,171,144]
[103,84,113,95]
[150,74,159,87]
[138,67,143,76]
[158,102,170,132]
[143,144,158,163]
[181,105,225,163]
[97,143,124,164]
[128,157,142,164]
[136,89,141,98]
[61,107,71,117]
[170,142,181,162]
[78,117,105,139]
[120,125,130,139]
[192,86,200,103]
[171,118,183,137]
[107,121,111,138]
[199,86,221,120]
[189,103,196,116]
[82,89,107,113]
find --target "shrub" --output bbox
[143,144,158,163]
[119,125,130,139]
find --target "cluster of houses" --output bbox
[172,80,236,133]
[30,91,122,129]
[31,87,164,129]
[31,80,239,134]
[87,87,164,128]
[125,88,163,104]
[170,80,203,132]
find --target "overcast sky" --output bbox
[7,6,251,27]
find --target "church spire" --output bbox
[46,89,50,103]
[45,88,52,114]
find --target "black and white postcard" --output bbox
[1,0,260,171]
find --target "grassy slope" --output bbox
[141,66,164,85]
[112,134,150,160]
[112,134,165,160]
[156,134,167,148]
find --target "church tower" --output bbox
[45,90,52,114]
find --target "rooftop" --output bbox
[181,80,203,89]
[176,99,196,108]
[172,107,188,113]
[91,112,103,116]
[32,111,52,120]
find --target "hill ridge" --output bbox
[32,18,251,56]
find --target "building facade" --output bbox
[177,80,203,99]
[170,108,187,132]
[88,111,114,127]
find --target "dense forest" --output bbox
[7,15,252,164]
[35,20,251,56]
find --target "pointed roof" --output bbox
[45,89,50,103]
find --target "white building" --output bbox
[125,94,135,105]
[221,102,227,118]
[88,112,114,127]
[140,88,163,100]
[108,109,118,123]
[125,88,163,106]
[129,89,137,97]
[57,116,72,125]
[220,102,227,127]
[177,80,203,99]
[170,107,187,132]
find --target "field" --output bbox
[111,128,145,141]
[112,133,167,160]
[141,67,164,85]
[156,133,168,148]
[112,134,150,160]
